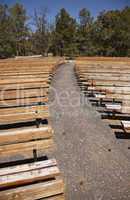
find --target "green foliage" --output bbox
[93,7,130,56]
[52,8,78,56]
[0,4,13,58]
[32,8,50,55]
[0,3,130,58]
[78,8,94,56]
[9,3,29,56]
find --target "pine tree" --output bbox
[53,8,78,57]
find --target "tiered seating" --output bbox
[75,58,130,134]
[0,57,65,199]
[0,159,64,200]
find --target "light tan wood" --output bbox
[0,139,54,158]
[0,126,53,145]
[0,105,48,115]
[121,121,130,131]
[0,89,47,100]
[0,96,48,107]
[0,159,57,176]
[0,78,49,85]
[0,166,60,189]
[0,180,64,200]
[0,111,49,124]
[0,82,49,91]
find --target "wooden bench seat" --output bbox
[105,103,122,112]
[0,96,48,107]
[0,88,48,100]
[79,75,130,82]
[0,159,65,200]
[0,104,49,125]
[88,85,130,92]
[0,82,49,91]
[0,105,48,114]
[121,106,130,114]
[121,121,130,133]
[0,78,50,85]
[0,110,49,125]
[94,94,106,100]
[83,81,130,87]
[0,74,51,79]
[92,94,106,106]
[0,71,52,76]
[0,58,65,199]
[0,126,54,163]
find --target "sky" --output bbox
[1,0,130,22]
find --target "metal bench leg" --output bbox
[33,149,38,162]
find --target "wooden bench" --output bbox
[121,121,130,133]
[94,94,106,106]
[0,81,49,107]
[105,103,122,112]
[0,105,49,125]
[0,58,65,199]
[0,126,54,163]
[0,96,48,107]
[0,88,48,100]
[0,158,65,200]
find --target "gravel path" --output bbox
[49,63,130,200]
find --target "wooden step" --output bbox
[0,88,48,100]
[0,82,49,91]
[0,159,65,200]
[0,126,54,163]
[0,105,48,115]
[105,103,122,112]
[121,120,130,132]
[0,111,49,124]
[0,126,53,145]
[0,78,49,85]
[0,96,48,107]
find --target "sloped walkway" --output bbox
[49,63,130,200]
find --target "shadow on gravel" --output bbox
[109,124,122,129]
[115,132,130,139]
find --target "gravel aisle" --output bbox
[49,63,130,200]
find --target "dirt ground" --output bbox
[49,63,130,200]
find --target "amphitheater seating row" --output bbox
[0,57,65,200]
[75,59,130,133]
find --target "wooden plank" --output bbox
[45,195,65,200]
[0,126,53,145]
[0,74,50,79]
[0,159,57,176]
[0,111,49,124]
[0,179,64,200]
[121,121,130,131]
[106,93,130,100]
[88,86,130,91]
[86,81,130,87]
[0,166,60,189]
[0,71,51,76]
[0,139,54,158]
[0,88,48,100]
[0,82,49,91]
[95,94,106,99]
[0,97,48,107]
[0,78,48,85]
[121,106,130,114]
[0,105,48,115]
[105,103,122,111]
[78,70,130,74]
[81,75,130,81]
